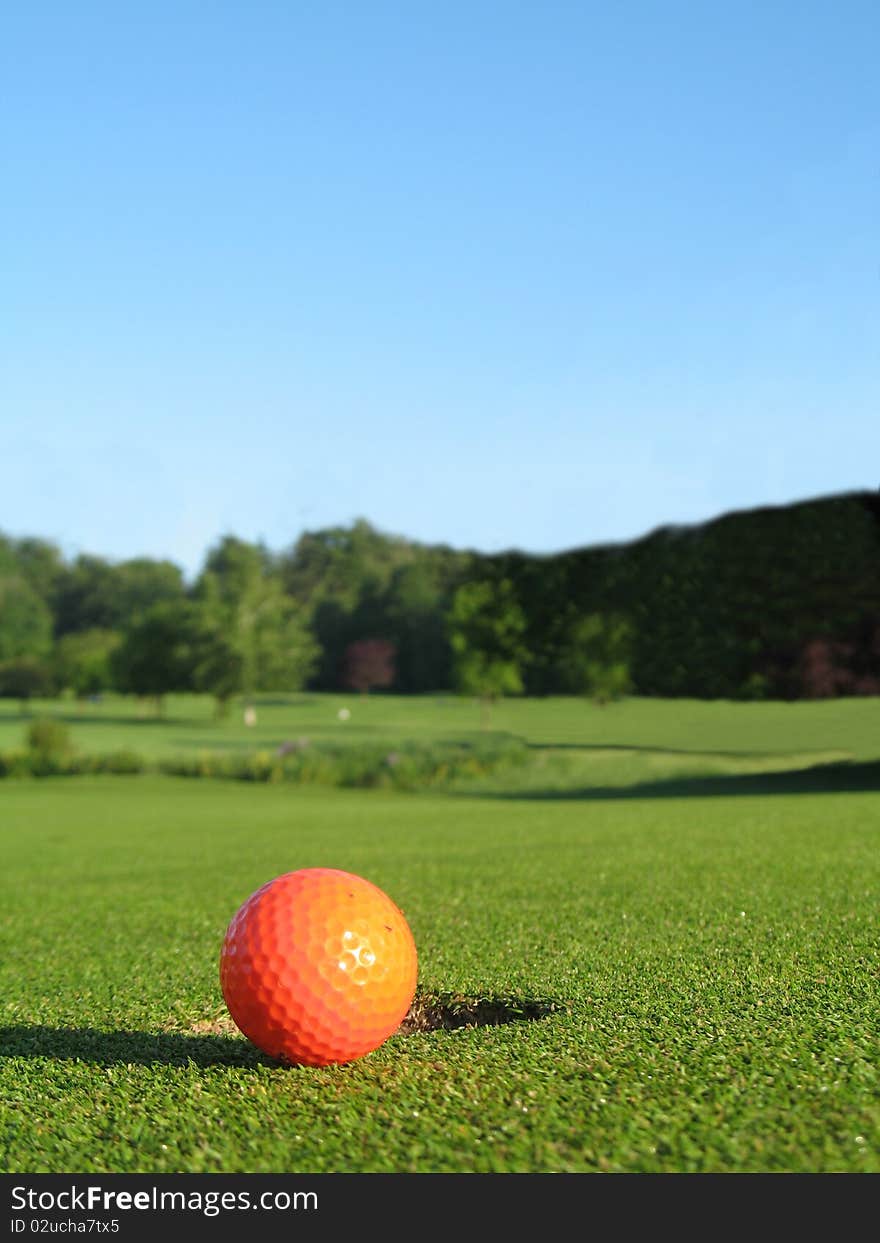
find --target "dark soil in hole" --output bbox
[398,993,562,1035]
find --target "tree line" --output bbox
[1,491,878,711]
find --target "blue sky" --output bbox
[2,2,878,579]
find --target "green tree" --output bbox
[280,518,414,610]
[385,562,455,692]
[51,555,119,635]
[11,537,64,606]
[0,657,53,714]
[559,613,633,705]
[250,595,319,694]
[53,554,185,635]
[275,521,475,691]
[0,535,13,575]
[112,601,196,714]
[446,578,528,728]
[0,575,53,664]
[0,553,55,714]
[279,519,421,689]
[189,616,245,718]
[111,558,186,622]
[54,629,122,700]
[196,538,318,699]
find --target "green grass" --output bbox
[2,690,879,760]
[1,695,879,1172]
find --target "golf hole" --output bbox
[397,993,561,1035]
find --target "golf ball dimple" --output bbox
[219,867,418,1067]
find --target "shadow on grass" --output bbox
[0,997,562,1068]
[250,697,320,707]
[173,727,384,747]
[49,715,206,729]
[525,741,820,759]
[471,760,880,801]
[0,1025,272,1069]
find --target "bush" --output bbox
[0,749,36,778]
[738,672,770,701]
[26,718,72,757]
[93,750,147,775]
[0,742,146,778]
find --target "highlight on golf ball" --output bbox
[220,867,418,1067]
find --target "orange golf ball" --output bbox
[220,868,418,1067]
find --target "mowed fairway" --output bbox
[1,697,879,1173]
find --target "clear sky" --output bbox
[3,2,878,579]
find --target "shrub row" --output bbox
[0,749,147,777]
[158,737,528,790]
[0,737,528,789]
